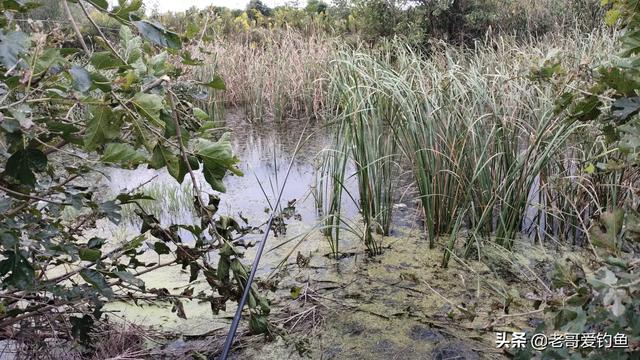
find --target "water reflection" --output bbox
[104,111,359,246]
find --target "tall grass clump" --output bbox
[320,51,402,256]
[316,126,351,256]
[324,28,624,263]
[192,29,331,122]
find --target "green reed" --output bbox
[322,28,624,264]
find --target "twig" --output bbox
[166,87,208,212]
[0,300,74,329]
[0,185,69,206]
[2,174,79,218]
[421,279,475,317]
[78,0,127,64]
[62,0,90,55]
[495,309,544,320]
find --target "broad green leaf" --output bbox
[90,51,126,70]
[181,51,203,65]
[259,297,270,314]
[90,72,112,92]
[194,133,243,192]
[4,148,47,186]
[161,110,177,137]
[69,66,91,92]
[127,48,143,66]
[9,103,32,128]
[84,106,123,150]
[570,95,601,122]
[111,0,143,21]
[119,24,134,44]
[114,270,145,289]
[0,30,27,69]
[149,51,168,75]
[599,67,640,96]
[3,0,41,12]
[199,75,226,90]
[81,0,108,10]
[605,256,628,269]
[101,143,146,166]
[78,247,102,262]
[80,269,114,298]
[0,250,34,289]
[87,237,106,249]
[612,97,640,122]
[249,313,269,334]
[132,93,165,127]
[128,114,159,151]
[217,256,230,282]
[153,241,171,255]
[99,200,122,224]
[150,144,182,181]
[193,108,209,121]
[33,48,65,77]
[133,20,182,49]
[133,93,164,112]
[0,230,18,247]
[0,118,20,133]
[46,121,81,141]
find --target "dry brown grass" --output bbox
[190,28,332,122]
[3,319,156,360]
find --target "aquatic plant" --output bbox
[323,28,623,263]
[322,51,402,255]
[192,29,330,122]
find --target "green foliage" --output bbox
[516,1,640,358]
[247,0,272,18]
[132,20,182,49]
[351,0,399,42]
[4,148,47,187]
[150,0,601,49]
[195,133,243,193]
[517,258,639,359]
[0,30,28,69]
[305,0,328,14]
[0,1,270,351]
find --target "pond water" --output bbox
[85,112,553,358]
[96,112,370,336]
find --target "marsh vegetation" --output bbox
[0,0,639,359]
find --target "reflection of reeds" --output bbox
[119,181,196,226]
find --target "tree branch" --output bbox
[62,0,90,55]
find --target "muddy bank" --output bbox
[142,227,578,359]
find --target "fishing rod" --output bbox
[219,127,307,359]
